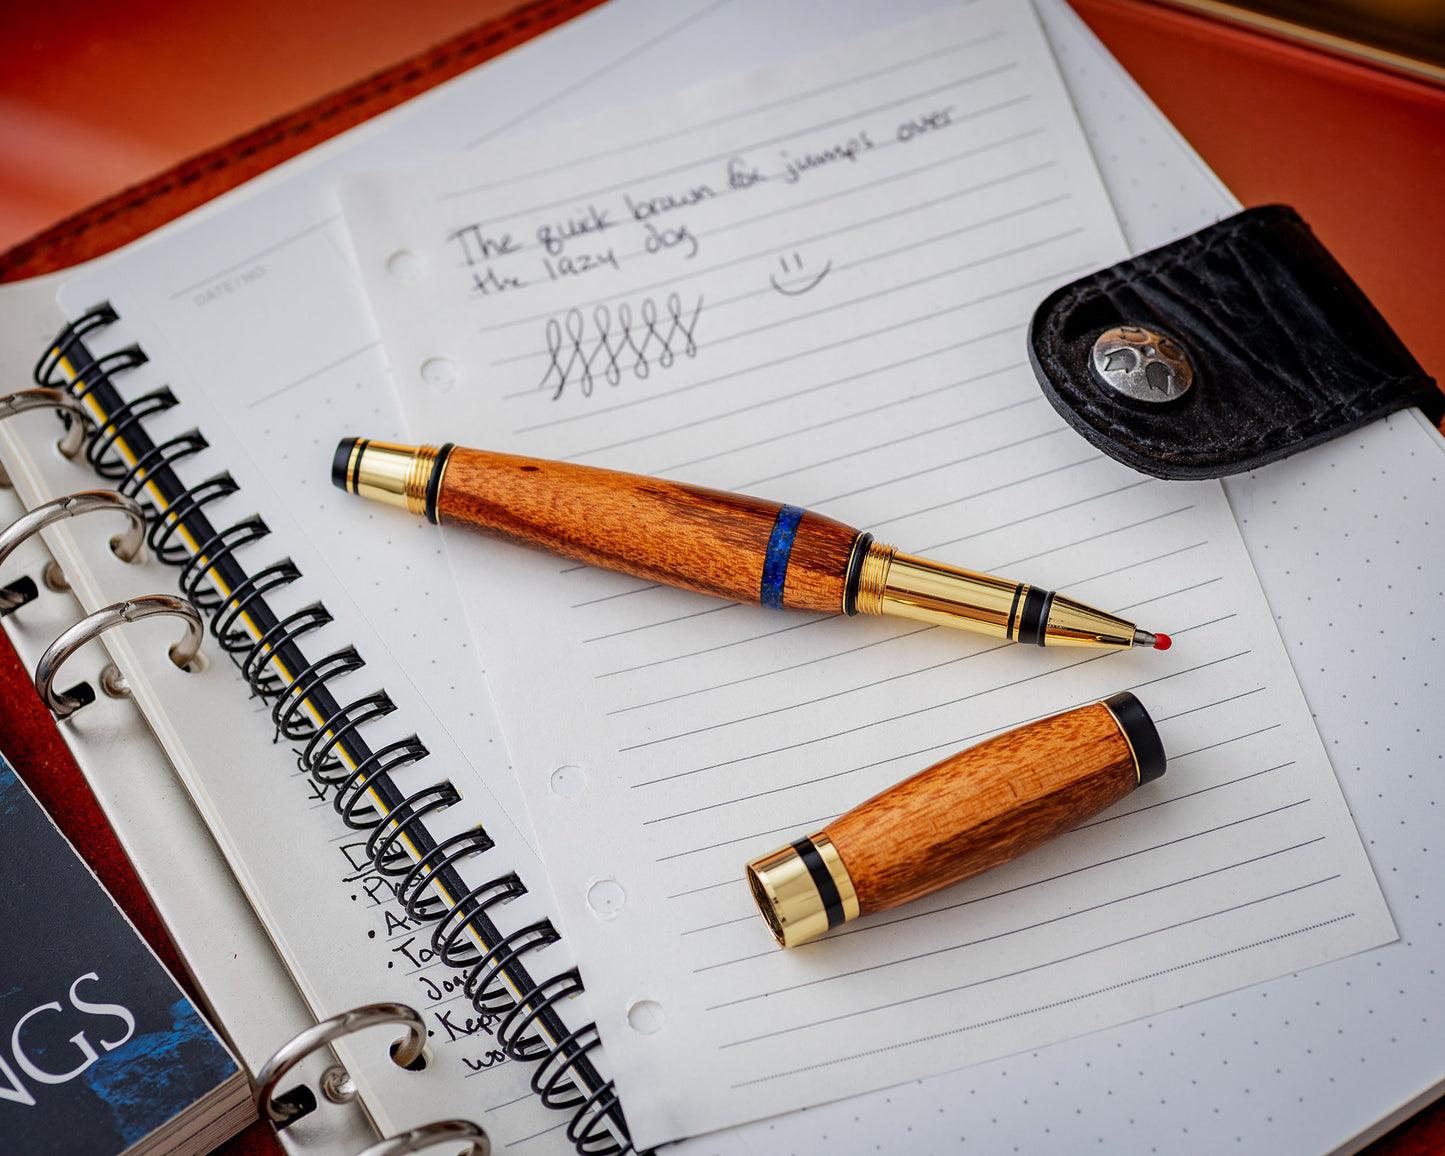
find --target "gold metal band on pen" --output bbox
[342,440,443,517]
[851,539,1138,648]
[853,540,1031,639]
[852,539,894,616]
[1039,592,1139,649]
[746,833,860,948]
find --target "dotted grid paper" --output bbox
[662,4,1445,1153]
[681,411,1445,1156]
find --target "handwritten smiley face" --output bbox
[769,252,833,296]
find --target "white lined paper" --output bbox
[342,2,1395,1144]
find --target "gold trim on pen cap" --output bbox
[332,439,442,517]
[746,832,860,948]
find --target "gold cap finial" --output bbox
[332,438,444,518]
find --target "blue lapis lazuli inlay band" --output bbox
[760,504,805,609]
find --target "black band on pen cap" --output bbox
[424,443,455,525]
[332,437,363,493]
[1102,691,1167,783]
[791,836,846,931]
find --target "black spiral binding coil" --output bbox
[86,388,181,479]
[397,828,495,919]
[328,735,428,828]
[34,303,635,1156]
[149,472,242,563]
[178,514,271,612]
[303,691,396,799]
[431,873,528,969]
[210,558,301,652]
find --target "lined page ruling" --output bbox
[343,3,1394,1144]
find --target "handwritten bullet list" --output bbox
[298,763,515,1076]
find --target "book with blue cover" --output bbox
[0,750,253,1155]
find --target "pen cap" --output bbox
[333,438,451,519]
[746,692,1165,948]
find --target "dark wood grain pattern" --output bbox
[437,446,860,611]
[827,702,1137,913]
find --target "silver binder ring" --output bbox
[34,594,204,719]
[0,387,94,462]
[254,1003,429,1127]
[356,1121,490,1156]
[0,491,149,611]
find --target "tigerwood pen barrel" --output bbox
[331,439,1169,651]
[747,692,1167,948]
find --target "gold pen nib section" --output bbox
[332,439,445,519]
[1041,591,1143,649]
[853,540,1141,649]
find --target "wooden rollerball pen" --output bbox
[332,439,1170,652]
[746,691,1166,947]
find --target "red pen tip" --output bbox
[1153,632,1171,651]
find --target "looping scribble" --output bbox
[539,293,702,399]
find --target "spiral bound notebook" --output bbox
[0,312,613,1154]
[0,2,1440,1156]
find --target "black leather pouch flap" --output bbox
[1028,205,1442,479]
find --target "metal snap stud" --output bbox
[1090,325,1193,403]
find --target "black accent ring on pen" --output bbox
[332,436,364,493]
[842,531,873,616]
[425,443,454,525]
[792,836,846,931]
[1017,585,1056,646]
[1102,690,1168,783]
